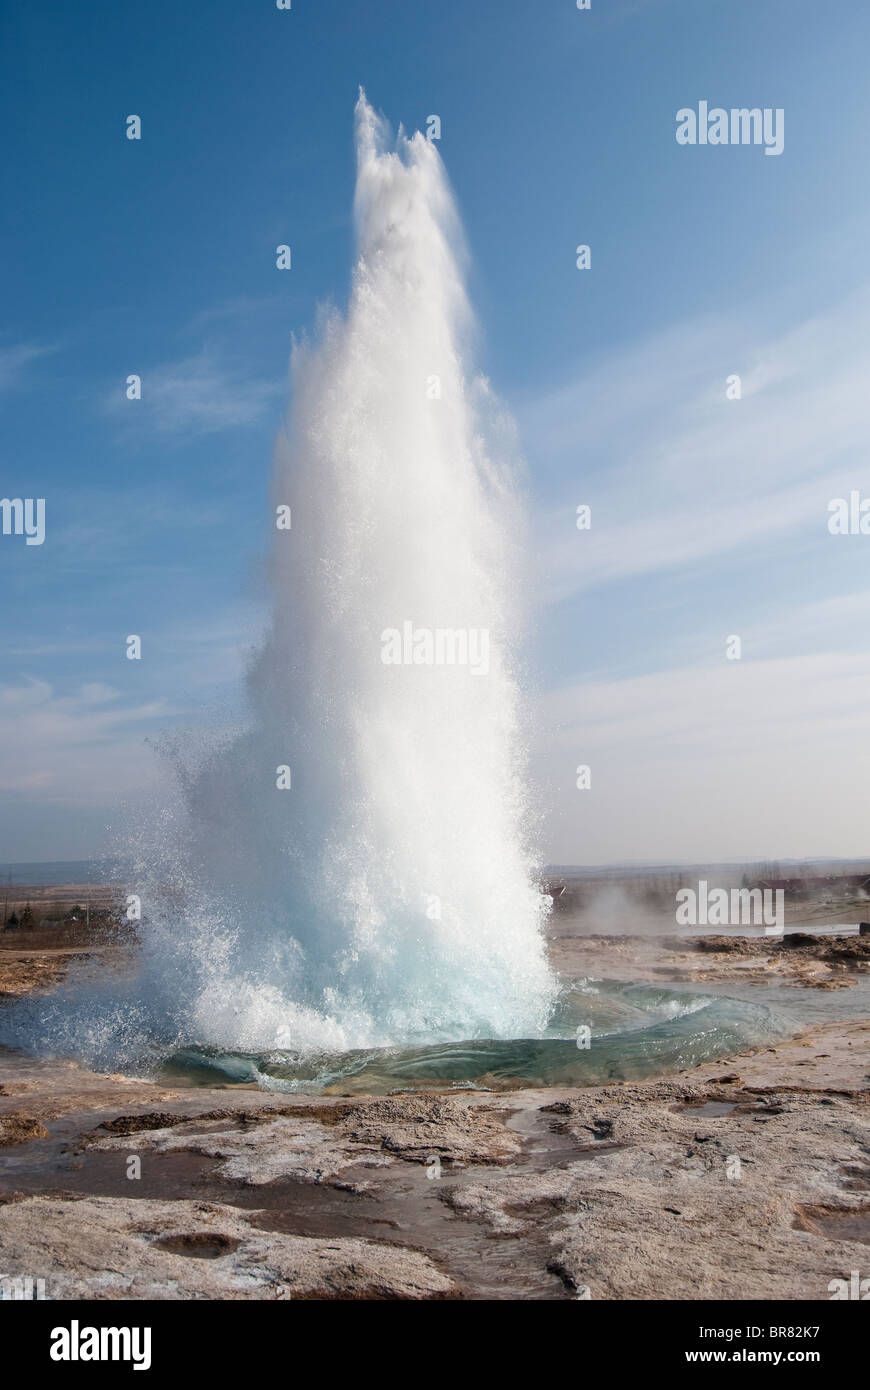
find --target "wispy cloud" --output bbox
[0,679,172,802]
[105,349,283,437]
[0,340,59,393]
[524,285,870,603]
[522,282,870,860]
[187,294,287,333]
[534,645,870,863]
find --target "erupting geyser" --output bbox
[27,92,556,1066]
[179,92,557,1049]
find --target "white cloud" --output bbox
[0,340,59,393]
[107,350,283,436]
[0,679,170,802]
[524,285,870,602]
[534,646,870,864]
[520,283,870,860]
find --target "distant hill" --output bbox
[0,860,130,887]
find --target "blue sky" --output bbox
[2,0,870,864]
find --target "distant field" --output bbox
[0,880,129,949]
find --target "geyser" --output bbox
[34,92,556,1064]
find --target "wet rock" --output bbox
[98,1112,192,1135]
[0,1194,454,1299]
[328,1095,519,1166]
[87,1093,519,1186]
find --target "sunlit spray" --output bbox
[6,94,556,1064]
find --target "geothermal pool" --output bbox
[154,979,788,1095]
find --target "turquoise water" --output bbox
[156,978,789,1094]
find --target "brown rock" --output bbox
[0,1112,49,1146]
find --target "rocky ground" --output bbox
[550,928,870,991]
[0,944,127,999]
[1,932,868,1300]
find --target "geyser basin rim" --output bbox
[155,982,787,1095]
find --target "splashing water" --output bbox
[0,98,793,1087]
[4,94,562,1072]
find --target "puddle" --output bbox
[505,1105,624,1169]
[0,1105,591,1300]
[840,1164,870,1192]
[793,1203,870,1245]
[672,1101,737,1117]
[153,1232,240,1259]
